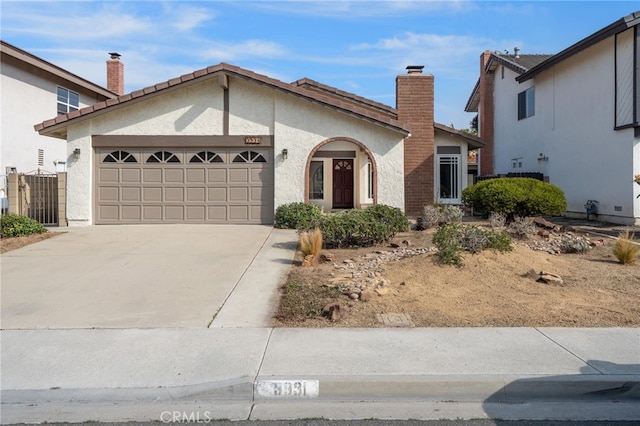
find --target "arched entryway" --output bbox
[304,137,378,211]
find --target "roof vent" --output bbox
[514,47,520,58]
[406,65,424,74]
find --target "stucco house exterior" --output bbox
[0,40,116,209]
[466,11,640,225]
[35,62,483,226]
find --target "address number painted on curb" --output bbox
[255,380,319,397]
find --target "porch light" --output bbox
[282,149,288,160]
[73,148,81,159]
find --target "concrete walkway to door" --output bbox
[1,225,297,329]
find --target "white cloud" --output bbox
[166,4,216,31]
[199,39,289,62]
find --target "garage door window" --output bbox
[190,151,223,163]
[104,150,137,163]
[147,151,180,163]
[233,150,266,163]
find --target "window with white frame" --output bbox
[57,87,79,115]
[517,86,535,120]
[310,161,324,199]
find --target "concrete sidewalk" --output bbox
[2,327,639,423]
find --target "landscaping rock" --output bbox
[323,302,348,321]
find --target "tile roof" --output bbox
[35,62,412,138]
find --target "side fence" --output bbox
[6,172,67,227]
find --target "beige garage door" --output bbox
[95,148,273,224]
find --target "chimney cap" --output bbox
[514,47,520,58]
[406,65,424,74]
[109,52,121,60]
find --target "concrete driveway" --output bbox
[1,225,296,329]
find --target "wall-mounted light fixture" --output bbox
[537,153,549,161]
[73,148,81,159]
[282,148,288,160]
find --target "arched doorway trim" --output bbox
[304,137,378,206]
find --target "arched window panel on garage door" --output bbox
[103,150,138,163]
[232,151,266,163]
[146,151,181,163]
[189,151,224,163]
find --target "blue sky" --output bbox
[1,1,637,129]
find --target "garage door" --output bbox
[95,148,273,224]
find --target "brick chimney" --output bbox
[478,50,494,176]
[397,65,435,216]
[107,52,124,95]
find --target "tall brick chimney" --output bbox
[478,50,494,176]
[107,52,124,95]
[397,65,435,216]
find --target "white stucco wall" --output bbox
[62,74,405,224]
[492,38,639,224]
[0,60,103,178]
[272,95,404,212]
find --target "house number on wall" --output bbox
[244,136,262,145]
[255,380,319,397]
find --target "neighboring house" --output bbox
[0,40,117,209]
[466,11,640,225]
[35,62,483,225]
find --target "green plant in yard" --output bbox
[364,204,409,233]
[612,230,640,265]
[462,178,566,219]
[0,213,47,238]
[274,202,322,229]
[507,216,537,239]
[314,205,408,248]
[432,223,512,266]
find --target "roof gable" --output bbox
[36,62,411,138]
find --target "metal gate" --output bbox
[17,172,59,226]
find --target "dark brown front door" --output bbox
[333,159,353,209]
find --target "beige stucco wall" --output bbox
[62,75,405,225]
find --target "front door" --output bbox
[332,159,353,209]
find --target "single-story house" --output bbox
[35,60,484,225]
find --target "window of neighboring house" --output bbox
[517,87,535,120]
[310,161,324,199]
[57,87,79,115]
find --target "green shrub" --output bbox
[462,178,566,219]
[0,213,47,238]
[432,223,512,266]
[274,202,322,229]
[315,205,408,248]
[364,204,409,233]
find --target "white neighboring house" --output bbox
[466,11,640,225]
[0,40,116,209]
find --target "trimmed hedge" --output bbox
[0,213,47,238]
[274,202,322,229]
[274,202,409,248]
[462,178,566,218]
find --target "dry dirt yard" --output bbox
[275,218,640,328]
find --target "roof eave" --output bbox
[517,11,640,83]
[435,123,485,148]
